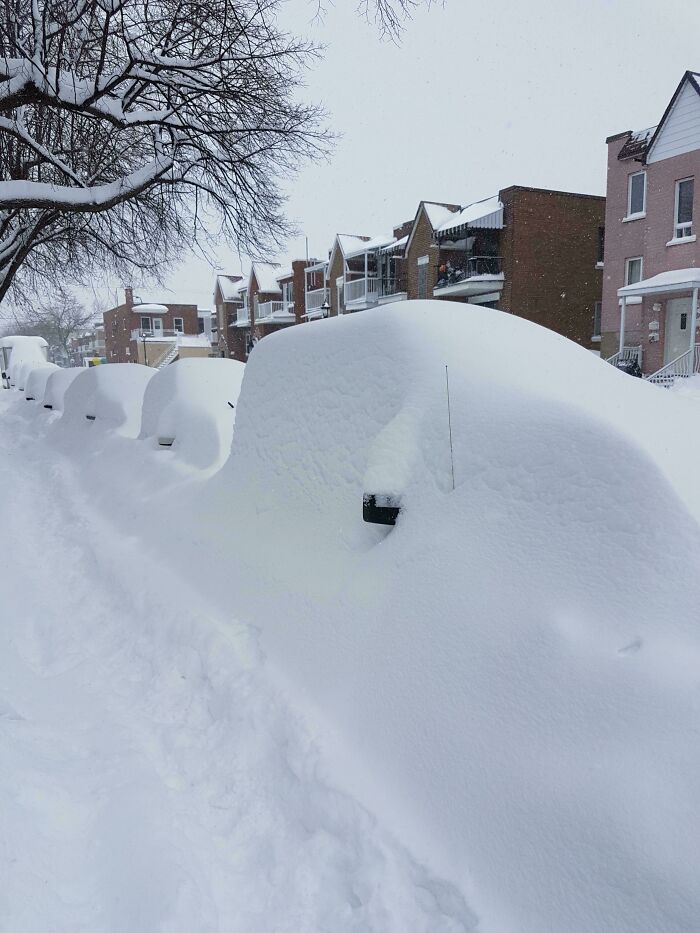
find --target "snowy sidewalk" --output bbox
[0,398,474,933]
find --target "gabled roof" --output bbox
[405,200,461,254]
[344,234,396,259]
[250,262,282,295]
[617,71,700,163]
[327,234,372,273]
[215,274,245,302]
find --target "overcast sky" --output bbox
[94,0,700,311]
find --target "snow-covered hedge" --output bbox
[61,363,155,437]
[139,357,245,469]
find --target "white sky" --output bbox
[89,0,700,311]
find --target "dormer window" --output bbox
[674,177,694,239]
[626,171,646,219]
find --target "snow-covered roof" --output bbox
[275,267,293,283]
[344,234,396,259]
[381,235,409,254]
[335,234,372,259]
[134,303,169,315]
[617,125,657,160]
[618,267,700,297]
[216,274,245,302]
[436,196,504,236]
[0,335,48,349]
[251,263,282,295]
[423,202,460,230]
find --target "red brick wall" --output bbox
[405,207,441,299]
[499,186,605,349]
[104,300,199,363]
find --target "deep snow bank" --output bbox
[208,301,700,933]
[139,357,245,470]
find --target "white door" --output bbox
[665,298,692,363]
[152,317,164,337]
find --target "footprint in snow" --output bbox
[618,637,643,656]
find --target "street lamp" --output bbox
[141,331,148,366]
[321,300,330,318]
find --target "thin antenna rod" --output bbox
[445,365,456,491]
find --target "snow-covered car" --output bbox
[42,367,84,412]
[24,363,59,402]
[0,335,49,389]
[139,357,245,470]
[61,363,155,437]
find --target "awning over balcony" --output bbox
[344,234,396,259]
[380,235,408,255]
[618,267,700,298]
[436,196,504,238]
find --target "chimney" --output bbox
[124,286,133,308]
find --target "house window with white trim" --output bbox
[674,177,694,239]
[627,171,646,218]
[625,257,643,286]
[140,316,152,331]
[593,301,602,340]
[174,317,184,333]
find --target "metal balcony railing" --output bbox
[344,276,379,305]
[305,287,330,311]
[434,256,503,289]
[645,344,700,386]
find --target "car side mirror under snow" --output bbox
[363,494,401,526]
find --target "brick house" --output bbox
[69,318,106,366]
[602,71,700,383]
[227,260,315,361]
[214,274,245,359]
[103,287,210,367]
[322,190,604,350]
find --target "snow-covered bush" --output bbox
[42,367,85,412]
[140,357,245,470]
[23,362,59,402]
[61,363,154,437]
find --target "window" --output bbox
[681,312,688,331]
[417,255,429,299]
[597,227,605,264]
[674,177,694,238]
[625,257,643,286]
[174,317,184,333]
[593,301,602,339]
[140,316,152,331]
[627,172,646,218]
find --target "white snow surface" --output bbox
[4,300,700,933]
[61,363,154,436]
[139,357,245,470]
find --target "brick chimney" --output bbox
[124,286,133,308]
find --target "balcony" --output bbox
[344,275,379,310]
[256,300,295,322]
[236,307,250,327]
[433,256,504,299]
[305,287,330,318]
[378,274,408,304]
[130,328,180,341]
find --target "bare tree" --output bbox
[0,0,328,303]
[3,284,95,357]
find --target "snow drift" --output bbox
[7,300,700,933]
[205,301,700,933]
[139,357,245,470]
[61,363,154,436]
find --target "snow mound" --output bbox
[212,300,700,933]
[61,363,155,437]
[24,363,59,402]
[43,367,85,412]
[140,357,245,470]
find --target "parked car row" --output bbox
[4,343,246,472]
